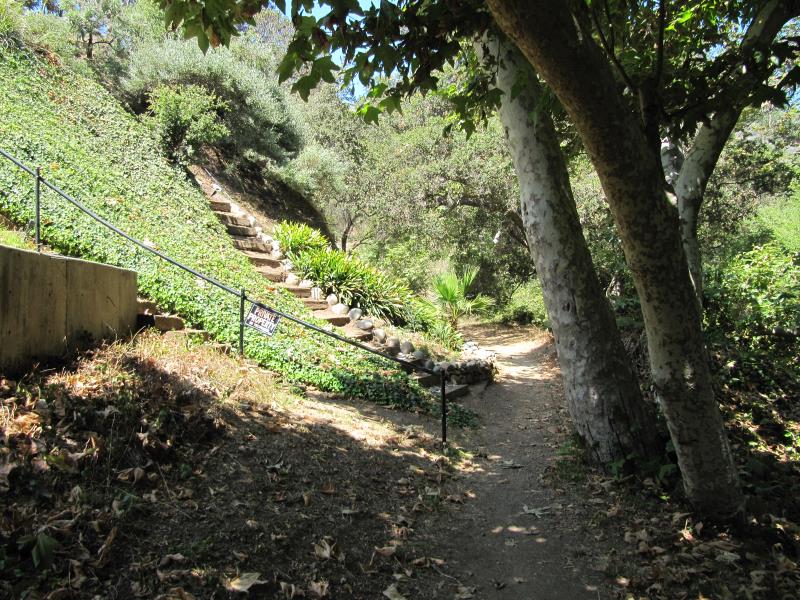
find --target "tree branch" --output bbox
[589,2,637,92]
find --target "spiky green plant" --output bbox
[432,266,494,329]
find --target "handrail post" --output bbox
[440,369,447,451]
[239,289,246,356]
[34,166,41,252]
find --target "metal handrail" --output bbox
[0,148,448,445]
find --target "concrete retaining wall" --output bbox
[0,245,138,373]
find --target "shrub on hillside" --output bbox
[123,38,303,165]
[292,246,412,323]
[147,84,229,162]
[273,221,329,258]
[705,242,799,393]
[0,0,22,41]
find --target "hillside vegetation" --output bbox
[0,43,436,414]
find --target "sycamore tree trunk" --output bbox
[487,0,744,519]
[481,35,662,466]
[671,110,738,306]
[667,0,793,308]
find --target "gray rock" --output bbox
[356,319,373,331]
[310,287,323,300]
[372,328,387,343]
[348,307,363,322]
[385,336,400,349]
[424,359,436,370]
[331,303,349,315]
[385,343,400,356]
[285,273,300,286]
[298,279,314,289]
[400,340,415,354]
[412,349,427,362]
[326,293,338,306]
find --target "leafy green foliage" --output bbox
[0,44,454,418]
[494,280,550,328]
[432,267,494,328]
[122,36,304,165]
[272,220,328,259]
[759,190,800,253]
[705,243,799,394]
[147,84,229,161]
[291,246,413,323]
[0,0,22,39]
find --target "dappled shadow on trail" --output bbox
[336,323,610,599]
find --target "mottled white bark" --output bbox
[669,0,793,307]
[487,0,744,519]
[481,36,661,465]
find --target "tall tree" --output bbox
[484,0,744,518]
[479,34,663,465]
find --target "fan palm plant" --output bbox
[432,266,494,329]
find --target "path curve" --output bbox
[428,323,606,599]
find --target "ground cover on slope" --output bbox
[0,331,469,599]
[0,43,466,420]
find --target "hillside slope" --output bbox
[0,44,429,411]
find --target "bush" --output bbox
[705,242,799,392]
[0,0,22,41]
[273,221,329,258]
[758,188,800,253]
[495,280,550,327]
[291,246,413,323]
[123,37,304,165]
[147,84,229,162]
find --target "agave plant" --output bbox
[432,266,494,329]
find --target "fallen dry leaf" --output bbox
[382,584,407,600]
[225,572,266,592]
[308,580,329,598]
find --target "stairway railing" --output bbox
[0,148,449,447]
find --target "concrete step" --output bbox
[216,212,251,227]
[209,199,231,212]
[232,236,271,253]
[313,310,350,326]
[301,297,328,310]
[242,251,282,268]
[137,298,159,315]
[437,383,469,400]
[342,325,373,342]
[226,224,258,237]
[257,266,285,283]
[412,372,440,387]
[274,283,312,298]
[154,314,185,332]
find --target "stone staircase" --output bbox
[199,177,379,343]
[187,166,494,399]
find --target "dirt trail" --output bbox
[424,323,607,599]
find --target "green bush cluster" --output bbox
[273,221,464,348]
[705,242,799,392]
[0,45,464,420]
[123,37,304,165]
[292,246,413,323]
[147,84,229,162]
[494,280,550,328]
[273,221,329,258]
